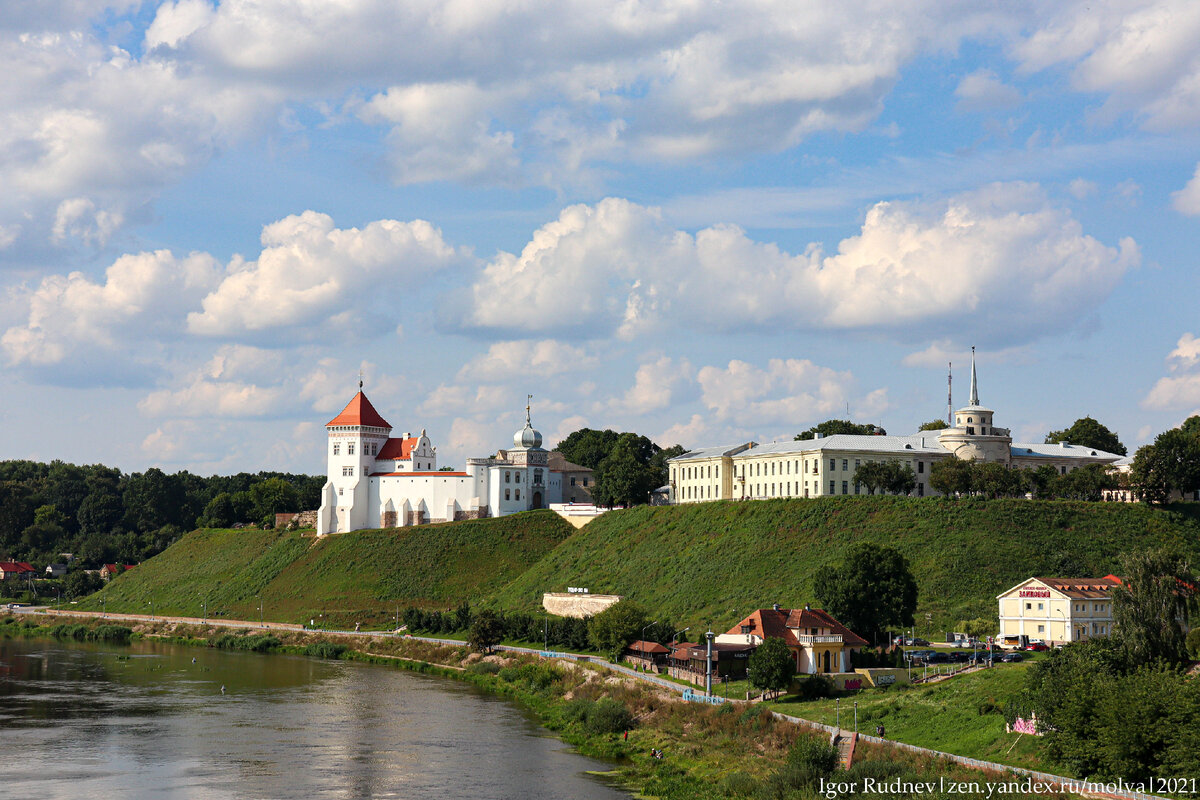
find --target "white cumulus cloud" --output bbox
[1143,333,1200,411]
[1172,163,1200,216]
[448,186,1138,347]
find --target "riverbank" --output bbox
[3,610,1084,800]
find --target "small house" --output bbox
[716,604,867,674]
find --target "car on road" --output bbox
[1000,652,1025,663]
[1025,642,1049,652]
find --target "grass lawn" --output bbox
[764,663,1052,772]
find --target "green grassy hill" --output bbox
[81,510,575,628]
[488,497,1200,635]
[84,497,1200,637]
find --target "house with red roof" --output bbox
[317,388,574,534]
[99,564,135,581]
[0,562,36,581]
[716,604,868,674]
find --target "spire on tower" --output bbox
[358,367,364,390]
[526,393,533,425]
[947,361,952,425]
[969,346,979,406]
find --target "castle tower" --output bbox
[316,388,392,534]
[937,347,1012,463]
[507,395,548,508]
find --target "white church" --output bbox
[316,388,566,534]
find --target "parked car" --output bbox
[947,652,968,663]
[924,651,949,664]
[1025,642,1049,652]
[1000,652,1024,663]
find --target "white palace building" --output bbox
[667,353,1125,503]
[316,388,580,534]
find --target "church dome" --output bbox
[514,422,543,449]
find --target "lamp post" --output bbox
[101,597,105,618]
[641,620,657,667]
[854,701,858,734]
[705,628,715,698]
[258,595,263,627]
[1055,608,1068,645]
[202,599,207,623]
[836,698,841,731]
[147,600,154,620]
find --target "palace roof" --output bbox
[377,437,418,460]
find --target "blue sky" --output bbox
[2,0,1199,475]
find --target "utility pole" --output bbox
[704,627,715,698]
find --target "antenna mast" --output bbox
[947,361,952,425]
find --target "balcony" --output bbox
[794,634,843,645]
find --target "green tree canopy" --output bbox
[587,600,651,660]
[813,544,918,645]
[554,428,622,469]
[748,636,795,699]
[918,419,949,431]
[795,420,885,440]
[851,461,916,495]
[1112,548,1197,666]
[928,456,973,496]
[1045,416,1127,455]
[1131,427,1200,504]
[468,609,505,653]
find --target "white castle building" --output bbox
[668,352,1125,503]
[316,389,567,534]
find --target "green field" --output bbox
[767,665,1048,771]
[489,496,1200,633]
[84,497,1200,635]
[79,510,576,628]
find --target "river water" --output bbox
[0,637,631,800]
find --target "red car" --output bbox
[1025,642,1049,652]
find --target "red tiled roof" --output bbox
[326,392,391,429]
[0,562,34,573]
[725,606,868,648]
[1034,576,1122,599]
[785,607,869,647]
[628,640,669,654]
[377,437,418,460]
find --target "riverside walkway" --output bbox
[12,606,1167,800]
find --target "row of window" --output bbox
[677,464,719,480]
[504,488,521,502]
[332,442,379,457]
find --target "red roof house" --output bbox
[0,562,35,580]
[716,604,868,675]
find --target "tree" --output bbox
[956,617,995,639]
[929,457,973,496]
[591,435,661,507]
[198,493,235,528]
[1131,428,1200,504]
[64,569,103,599]
[554,429,622,469]
[468,609,505,653]
[973,462,1024,498]
[918,419,949,431]
[852,462,889,494]
[1045,416,1127,456]
[813,544,918,644]
[1111,548,1197,665]
[249,478,300,522]
[1054,463,1116,501]
[885,463,917,495]
[748,636,795,699]
[795,420,885,440]
[587,601,650,660]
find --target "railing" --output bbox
[794,634,843,644]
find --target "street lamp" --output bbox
[1055,608,1068,645]
[258,595,263,627]
[202,599,207,623]
[640,620,657,667]
[147,600,154,620]
[854,701,858,734]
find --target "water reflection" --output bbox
[0,639,629,800]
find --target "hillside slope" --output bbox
[84,510,575,628]
[488,497,1200,635]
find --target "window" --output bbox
[1025,602,1031,610]
[505,489,510,501]
[1038,624,1045,633]
[1037,602,1044,610]
[829,481,835,494]
[333,443,340,455]
[583,478,588,486]
[842,481,848,495]
[348,443,355,455]
[515,489,520,501]
[966,427,974,435]
[918,483,924,497]
[338,488,343,496]
[343,466,353,476]
[534,469,543,484]
[570,477,576,486]
[1061,466,1067,475]
[854,482,860,495]
[918,461,924,474]
[505,471,511,483]
[830,459,836,471]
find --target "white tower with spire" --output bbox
[937,347,1012,463]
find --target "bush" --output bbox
[466,661,501,675]
[1187,626,1200,658]
[303,642,348,659]
[584,698,634,735]
[794,675,834,700]
[211,633,280,652]
[719,771,760,797]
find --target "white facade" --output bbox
[668,352,1125,503]
[316,390,563,534]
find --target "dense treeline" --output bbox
[0,459,323,569]
[554,428,684,507]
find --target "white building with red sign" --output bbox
[996,576,1121,645]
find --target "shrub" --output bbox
[466,661,501,675]
[303,642,348,659]
[794,675,834,700]
[211,633,280,652]
[719,771,760,797]
[584,698,634,735]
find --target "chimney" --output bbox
[772,603,781,612]
[813,432,822,440]
[804,603,811,611]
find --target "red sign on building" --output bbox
[1019,589,1051,598]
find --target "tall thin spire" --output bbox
[526,393,533,426]
[969,346,979,406]
[358,367,364,390]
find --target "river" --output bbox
[0,637,632,800]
